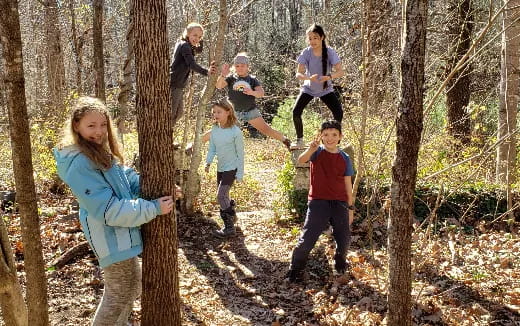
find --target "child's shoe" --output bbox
[292,138,305,149]
[229,200,237,223]
[213,207,236,238]
[284,269,304,283]
[334,259,350,275]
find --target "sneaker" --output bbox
[282,137,291,151]
[295,138,305,148]
[334,260,350,275]
[285,269,304,283]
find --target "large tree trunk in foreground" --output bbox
[0,0,49,325]
[133,0,180,324]
[93,0,106,101]
[388,0,427,325]
[183,0,228,214]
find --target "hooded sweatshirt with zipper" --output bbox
[53,145,161,268]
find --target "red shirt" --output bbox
[308,146,354,201]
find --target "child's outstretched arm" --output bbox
[180,43,209,75]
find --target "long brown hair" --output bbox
[212,99,237,129]
[61,96,123,169]
[306,24,328,90]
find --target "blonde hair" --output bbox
[60,96,123,169]
[212,100,237,129]
[182,22,203,40]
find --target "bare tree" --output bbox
[183,0,228,214]
[133,0,180,324]
[116,0,134,136]
[445,0,474,144]
[0,0,49,325]
[43,0,66,117]
[388,0,427,325]
[93,0,106,101]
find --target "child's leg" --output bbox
[248,116,285,141]
[290,200,331,272]
[216,170,236,210]
[171,87,184,124]
[330,201,351,272]
[292,92,314,139]
[92,257,141,326]
[319,92,343,123]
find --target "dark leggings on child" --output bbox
[292,91,343,139]
[216,169,237,210]
[171,87,184,124]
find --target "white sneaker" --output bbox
[292,138,304,148]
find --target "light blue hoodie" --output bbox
[53,145,161,268]
[206,125,244,180]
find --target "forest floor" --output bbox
[4,138,520,325]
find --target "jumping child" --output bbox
[205,100,245,238]
[286,120,354,283]
[53,96,174,325]
[170,22,217,123]
[292,24,345,147]
[213,52,291,150]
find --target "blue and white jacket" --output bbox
[53,146,161,268]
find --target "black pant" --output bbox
[292,91,343,139]
[290,200,350,272]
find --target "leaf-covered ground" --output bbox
[3,138,520,325]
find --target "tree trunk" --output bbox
[496,0,520,184]
[183,0,228,214]
[69,0,83,94]
[0,217,28,326]
[445,0,473,144]
[133,0,180,324]
[44,0,66,117]
[388,0,427,325]
[93,0,106,101]
[0,0,49,325]
[116,1,134,137]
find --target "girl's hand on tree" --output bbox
[158,196,174,215]
[208,61,217,75]
[309,74,319,82]
[221,63,230,76]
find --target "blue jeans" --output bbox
[290,199,350,272]
[235,108,262,124]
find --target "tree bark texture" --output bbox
[0,215,28,326]
[69,0,83,94]
[116,1,134,136]
[496,0,520,184]
[364,0,398,113]
[183,0,228,214]
[0,0,49,325]
[388,0,427,325]
[44,0,66,117]
[445,0,473,144]
[133,0,180,324]
[93,0,106,101]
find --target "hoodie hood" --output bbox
[53,145,83,182]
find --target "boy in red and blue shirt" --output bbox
[287,120,355,282]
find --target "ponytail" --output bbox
[322,39,328,90]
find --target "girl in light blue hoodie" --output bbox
[204,99,244,238]
[53,96,173,326]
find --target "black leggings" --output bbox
[292,91,343,139]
